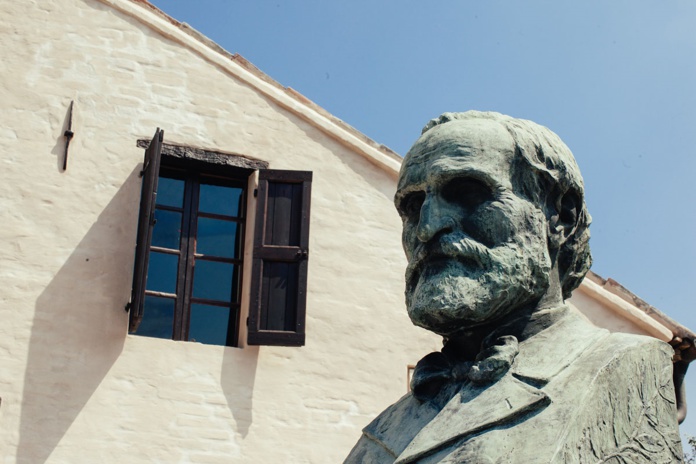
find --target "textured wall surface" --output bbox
[0,1,441,462]
[0,1,670,463]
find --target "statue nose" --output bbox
[416,197,455,242]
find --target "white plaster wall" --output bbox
[0,1,441,463]
[569,280,673,342]
[0,1,672,463]
[569,291,648,336]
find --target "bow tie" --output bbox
[411,335,519,403]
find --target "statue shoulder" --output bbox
[584,331,675,376]
[553,331,682,463]
[344,393,440,463]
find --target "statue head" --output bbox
[395,111,591,337]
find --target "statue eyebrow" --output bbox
[394,183,424,206]
[427,165,501,191]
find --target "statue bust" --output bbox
[345,112,683,463]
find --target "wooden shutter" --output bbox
[248,169,312,346]
[128,128,164,332]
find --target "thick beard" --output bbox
[405,235,551,337]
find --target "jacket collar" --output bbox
[509,305,607,385]
[365,305,607,463]
[394,374,550,464]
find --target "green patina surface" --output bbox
[346,112,683,463]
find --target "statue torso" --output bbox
[345,308,683,463]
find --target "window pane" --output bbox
[188,303,231,346]
[146,251,178,294]
[199,183,243,217]
[157,177,184,208]
[192,260,235,302]
[260,261,298,331]
[196,218,238,258]
[152,209,182,250]
[135,296,174,339]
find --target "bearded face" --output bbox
[395,120,553,336]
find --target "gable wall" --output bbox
[0,1,440,462]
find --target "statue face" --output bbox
[395,120,552,336]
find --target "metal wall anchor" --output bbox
[63,100,74,171]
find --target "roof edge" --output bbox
[577,276,672,341]
[583,270,695,342]
[97,0,403,176]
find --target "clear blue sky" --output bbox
[150,0,696,438]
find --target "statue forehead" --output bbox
[399,119,516,189]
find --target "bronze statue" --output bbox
[345,112,682,463]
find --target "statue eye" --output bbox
[399,191,425,219]
[441,178,492,211]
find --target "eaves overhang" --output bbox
[579,270,695,352]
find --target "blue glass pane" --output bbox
[152,209,181,249]
[188,303,231,346]
[135,296,174,339]
[199,183,242,217]
[197,218,238,258]
[157,177,184,208]
[192,260,234,302]
[146,251,178,294]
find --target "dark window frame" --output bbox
[146,167,247,345]
[129,130,312,347]
[129,129,164,332]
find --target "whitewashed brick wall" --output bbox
[0,1,440,462]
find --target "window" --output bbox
[128,129,312,347]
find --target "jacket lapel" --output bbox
[394,374,550,464]
[362,306,606,463]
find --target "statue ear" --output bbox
[548,191,579,249]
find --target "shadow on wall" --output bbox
[16,168,141,464]
[221,344,259,438]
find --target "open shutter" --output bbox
[128,128,164,332]
[248,169,312,346]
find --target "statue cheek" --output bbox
[470,204,516,246]
[401,224,419,259]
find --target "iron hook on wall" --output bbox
[63,100,74,171]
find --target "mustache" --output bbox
[406,235,493,287]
